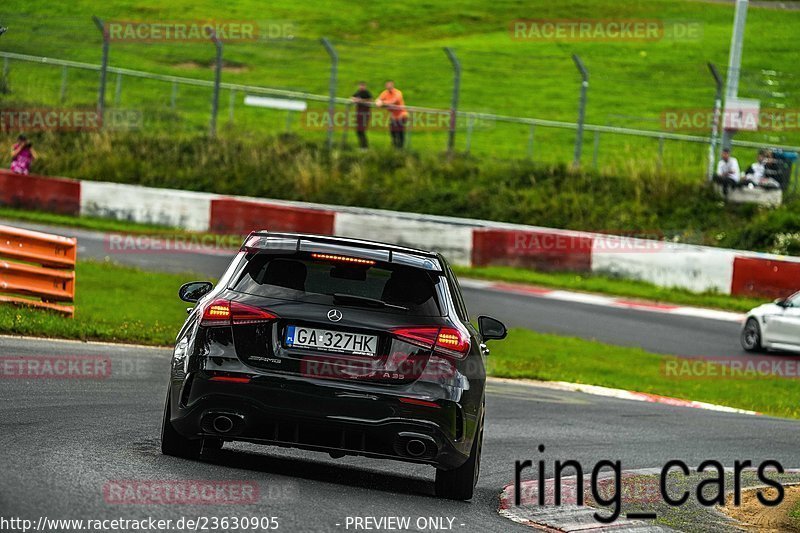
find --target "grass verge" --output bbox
[454,265,768,313]
[489,328,800,419]
[0,207,185,234]
[0,260,207,345]
[791,498,800,527]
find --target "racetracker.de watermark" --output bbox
[104,234,243,254]
[103,480,259,504]
[299,110,493,132]
[510,19,703,42]
[0,356,110,379]
[0,109,142,132]
[661,356,800,379]
[662,108,800,132]
[512,231,672,255]
[104,20,295,41]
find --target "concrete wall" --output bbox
[591,235,737,294]
[80,181,215,232]
[334,212,474,266]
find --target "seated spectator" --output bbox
[745,149,768,183]
[10,135,36,175]
[745,149,781,190]
[714,148,740,194]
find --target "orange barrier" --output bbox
[0,225,77,316]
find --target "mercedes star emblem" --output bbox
[327,309,343,322]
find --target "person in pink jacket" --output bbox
[10,135,37,175]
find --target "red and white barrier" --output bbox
[209,197,335,235]
[731,256,800,299]
[335,212,474,266]
[473,228,593,272]
[0,169,80,215]
[591,235,737,295]
[1,172,798,299]
[81,181,214,231]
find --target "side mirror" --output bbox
[478,316,507,341]
[179,281,213,303]
[774,298,787,307]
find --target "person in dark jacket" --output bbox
[351,81,373,149]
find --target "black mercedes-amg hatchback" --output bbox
[161,232,507,500]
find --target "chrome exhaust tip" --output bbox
[211,415,234,434]
[405,439,427,458]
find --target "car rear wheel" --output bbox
[160,386,202,459]
[435,411,483,501]
[741,318,763,352]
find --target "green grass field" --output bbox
[490,328,800,419]
[0,260,208,345]
[2,0,800,173]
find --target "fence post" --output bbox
[527,124,535,159]
[1,57,8,94]
[228,89,236,123]
[465,114,475,153]
[209,29,223,137]
[793,163,799,195]
[592,130,600,170]
[721,0,749,151]
[286,111,294,133]
[572,54,589,168]
[114,72,123,106]
[59,66,68,103]
[321,38,338,151]
[707,62,724,181]
[444,47,461,154]
[340,102,352,149]
[92,16,109,126]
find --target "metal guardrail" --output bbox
[0,224,77,316]
[2,49,800,153]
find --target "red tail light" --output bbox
[392,327,440,348]
[200,299,233,327]
[392,326,470,359]
[230,301,279,325]
[399,397,441,408]
[209,374,252,384]
[435,327,471,358]
[200,299,278,326]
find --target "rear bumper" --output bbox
[169,372,473,470]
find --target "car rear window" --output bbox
[231,253,443,316]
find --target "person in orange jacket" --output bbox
[375,80,408,149]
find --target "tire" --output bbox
[160,386,202,459]
[741,318,763,352]
[435,411,483,501]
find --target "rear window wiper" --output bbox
[331,293,409,311]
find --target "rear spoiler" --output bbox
[240,231,443,271]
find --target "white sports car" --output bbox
[741,291,800,353]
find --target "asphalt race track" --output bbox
[1,336,798,532]
[1,220,797,532]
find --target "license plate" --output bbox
[285,326,378,356]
